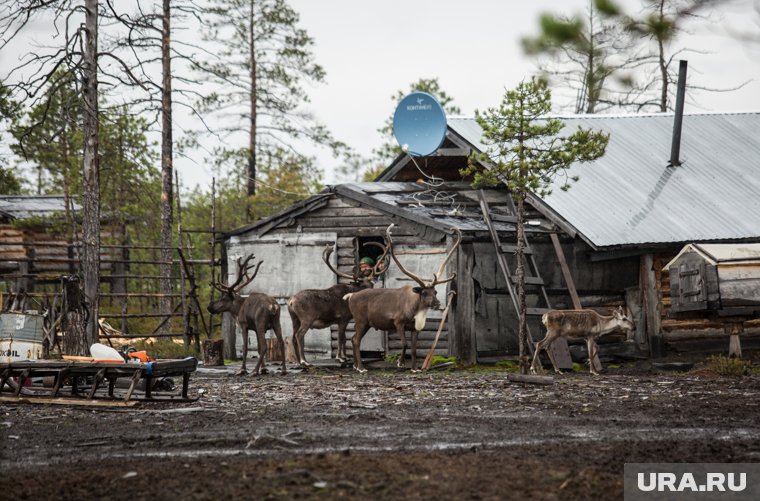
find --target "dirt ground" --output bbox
[2,356,760,500]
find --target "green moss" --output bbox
[429,356,456,367]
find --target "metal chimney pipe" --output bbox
[669,60,688,167]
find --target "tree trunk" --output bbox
[246,0,257,222]
[657,1,668,112]
[81,0,100,353]
[515,195,529,374]
[159,0,174,332]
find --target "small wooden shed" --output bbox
[666,244,760,314]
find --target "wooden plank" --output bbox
[501,243,532,255]
[0,395,139,407]
[512,276,545,286]
[526,308,551,316]
[642,253,663,356]
[550,233,582,309]
[507,373,554,385]
[451,244,477,364]
[489,213,518,223]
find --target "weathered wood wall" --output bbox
[223,196,453,362]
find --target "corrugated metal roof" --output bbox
[0,196,78,220]
[448,112,760,248]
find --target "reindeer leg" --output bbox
[290,313,307,367]
[292,319,311,368]
[396,324,407,369]
[352,321,370,373]
[545,339,562,375]
[254,327,268,376]
[588,338,600,376]
[530,338,545,375]
[336,319,349,364]
[273,318,286,375]
[410,330,419,372]
[236,322,249,376]
[531,331,559,375]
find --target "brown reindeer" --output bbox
[530,306,635,376]
[207,255,286,376]
[287,244,382,366]
[345,224,461,372]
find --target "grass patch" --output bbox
[706,355,752,377]
[384,353,400,365]
[428,356,456,367]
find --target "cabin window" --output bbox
[355,236,387,285]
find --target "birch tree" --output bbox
[0,0,102,349]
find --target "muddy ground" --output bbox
[2,357,760,500]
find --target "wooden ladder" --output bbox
[478,190,574,370]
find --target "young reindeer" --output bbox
[207,255,286,376]
[530,306,635,376]
[287,244,383,367]
[346,224,461,373]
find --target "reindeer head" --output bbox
[386,224,461,309]
[207,255,263,314]
[612,306,636,341]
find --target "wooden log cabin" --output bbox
[0,195,121,309]
[219,111,760,364]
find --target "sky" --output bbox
[287,0,760,184]
[2,0,759,191]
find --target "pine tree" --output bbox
[463,78,608,373]
[196,0,343,221]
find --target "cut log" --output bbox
[507,373,554,385]
[202,339,225,366]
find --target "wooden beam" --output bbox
[550,233,582,309]
[450,244,477,364]
[0,396,139,407]
[433,148,469,157]
[507,373,554,385]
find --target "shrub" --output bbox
[706,355,750,377]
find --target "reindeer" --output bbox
[530,306,635,376]
[345,224,461,373]
[207,255,286,376]
[287,244,383,367]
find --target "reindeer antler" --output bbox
[214,254,263,294]
[362,241,391,279]
[385,224,461,287]
[385,224,429,287]
[431,228,461,286]
[322,246,355,280]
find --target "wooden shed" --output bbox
[666,244,760,314]
[218,181,637,364]
[219,111,760,364]
[378,112,760,358]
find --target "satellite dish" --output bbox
[392,91,447,157]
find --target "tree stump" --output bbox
[266,336,297,363]
[202,339,224,366]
